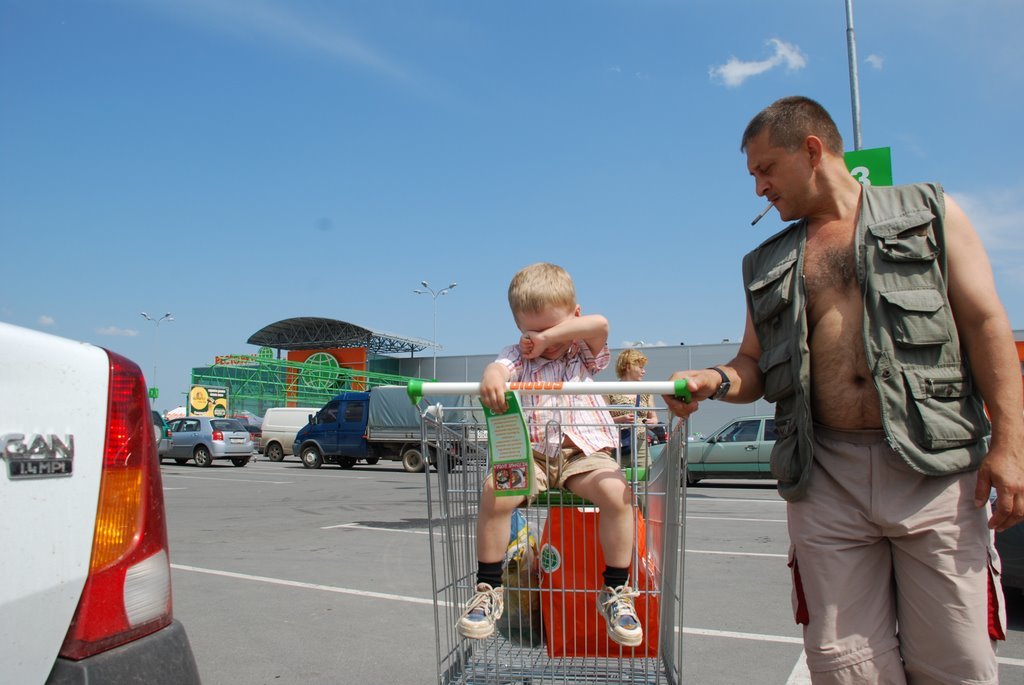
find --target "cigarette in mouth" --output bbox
[751,200,775,226]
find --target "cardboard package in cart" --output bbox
[481,391,535,498]
[538,506,660,657]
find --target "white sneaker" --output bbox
[597,585,643,647]
[456,583,504,639]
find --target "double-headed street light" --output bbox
[140,311,174,402]
[413,281,456,379]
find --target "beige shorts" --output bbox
[525,446,619,491]
[788,425,1001,684]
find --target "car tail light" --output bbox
[164,428,172,439]
[59,351,173,660]
[212,430,224,441]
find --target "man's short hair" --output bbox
[508,262,576,316]
[741,96,844,156]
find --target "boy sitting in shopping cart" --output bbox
[456,262,643,648]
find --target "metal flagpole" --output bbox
[845,0,863,151]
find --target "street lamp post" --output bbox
[413,281,456,379]
[140,311,173,404]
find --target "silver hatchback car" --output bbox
[167,417,252,467]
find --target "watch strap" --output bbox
[707,366,730,400]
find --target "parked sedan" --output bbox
[685,415,776,485]
[167,416,252,467]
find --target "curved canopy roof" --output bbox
[247,317,433,355]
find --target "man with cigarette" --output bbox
[665,95,1024,684]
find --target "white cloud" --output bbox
[126,0,409,81]
[38,315,55,327]
[865,54,884,70]
[96,326,139,337]
[709,38,807,88]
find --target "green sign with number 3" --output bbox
[844,146,893,187]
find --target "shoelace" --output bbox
[465,586,503,619]
[600,586,640,614]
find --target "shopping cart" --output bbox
[411,381,690,685]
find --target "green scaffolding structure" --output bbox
[190,353,423,417]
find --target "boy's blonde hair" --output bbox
[507,262,576,316]
[615,348,648,378]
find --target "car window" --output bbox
[185,420,200,432]
[151,410,163,427]
[318,401,340,424]
[763,419,777,441]
[168,419,181,432]
[212,419,245,431]
[343,402,364,423]
[720,420,760,442]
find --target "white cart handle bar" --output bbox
[406,379,690,405]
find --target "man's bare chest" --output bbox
[803,228,858,311]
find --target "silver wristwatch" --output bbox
[707,366,731,400]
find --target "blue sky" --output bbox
[3,0,1022,411]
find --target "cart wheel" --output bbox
[174,458,188,465]
[194,446,213,468]
[301,445,323,469]
[265,443,285,462]
[339,457,356,469]
[401,447,425,473]
[364,456,380,465]
[231,457,250,467]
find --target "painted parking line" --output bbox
[687,497,785,505]
[162,474,294,485]
[171,564,439,606]
[169,564,1023,672]
[687,548,787,559]
[322,523,430,534]
[683,626,801,645]
[688,515,787,523]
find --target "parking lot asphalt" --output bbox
[163,458,1024,685]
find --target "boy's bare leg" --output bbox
[566,467,643,646]
[565,468,634,566]
[476,477,526,563]
[458,478,526,640]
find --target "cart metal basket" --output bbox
[414,381,689,685]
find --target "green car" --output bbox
[685,415,776,486]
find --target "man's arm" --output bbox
[664,308,766,418]
[944,194,1024,531]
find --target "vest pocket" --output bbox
[879,288,952,348]
[902,365,988,449]
[769,431,800,482]
[748,257,797,324]
[867,209,939,262]
[759,343,794,402]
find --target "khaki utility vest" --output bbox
[742,182,989,502]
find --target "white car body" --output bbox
[0,322,200,684]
